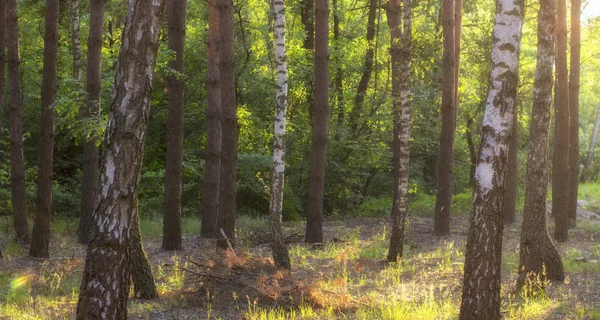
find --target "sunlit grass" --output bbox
[578,183,600,203]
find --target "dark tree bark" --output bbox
[517,0,564,290]
[269,0,291,269]
[459,0,524,318]
[162,0,187,251]
[218,0,238,248]
[201,0,222,239]
[567,0,581,227]
[333,0,344,130]
[305,0,329,244]
[78,0,104,244]
[30,0,60,258]
[503,105,518,225]
[76,0,165,317]
[6,0,29,244]
[581,108,600,183]
[552,0,569,242]
[433,0,456,235]
[386,0,411,263]
[130,210,158,299]
[348,0,377,131]
[300,0,314,51]
[0,0,6,141]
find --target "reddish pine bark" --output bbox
[567,0,581,227]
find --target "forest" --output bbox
[0,0,600,318]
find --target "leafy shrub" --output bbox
[357,197,392,217]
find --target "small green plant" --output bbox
[520,265,550,300]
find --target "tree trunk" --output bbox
[201,0,222,239]
[552,0,569,242]
[0,0,6,141]
[269,0,291,269]
[301,0,314,51]
[459,0,524,318]
[503,105,518,225]
[387,0,411,263]
[6,0,29,244]
[305,0,329,244]
[30,0,60,258]
[567,0,580,228]
[78,0,104,244]
[517,0,564,290]
[433,0,456,236]
[333,0,344,131]
[348,0,377,132]
[581,108,600,183]
[70,0,83,88]
[163,0,187,251]
[218,0,238,248]
[76,1,165,317]
[130,210,158,299]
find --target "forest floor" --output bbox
[1,204,600,319]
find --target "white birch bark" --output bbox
[269,0,291,269]
[460,0,524,318]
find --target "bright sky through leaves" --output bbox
[583,0,600,20]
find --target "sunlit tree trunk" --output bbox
[218,0,238,248]
[202,0,222,239]
[517,0,564,290]
[333,0,344,130]
[552,0,569,242]
[581,108,600,183]
[76,0,165,317]
[30,0,59,258]
[78,0,104,244]
[269,0,291,269]
[163,0,187,250]
[433,0,456,235]
[6,0,29,244]
[387,0,411,263]
[567,0,581,227]
[305,0,329,244]
[459,0,524,318]
[348,0,377,132]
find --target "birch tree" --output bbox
[517,0,564,290]
[269,0,291,269]
[386,0,412,262]
[459,0,524,317]
[76,0,165,317]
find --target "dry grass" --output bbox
[1,210,600,319]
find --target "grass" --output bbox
[1,206,600,319]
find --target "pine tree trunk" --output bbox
[218,0,238,248]
[349,0,377,132]
[0,0,6,141]
[201,0,222,239]
[301,0,314,51]
[581,108,600,183]
[459,0,524,318]
[552,0,570,242]
[76,1,165,317]
[433,0,456,236]
[387,0,411,263]
[163,0,187,251]
[78,0,104,244]
[30,0,59,258]
[269,0,291,269]
[6,0,29,244]
[567,0,581,228]
[503,105,518,224]
[517,0,564,289]
[130,210,158,299]
[333,0,344,130]
[305,0,329,244]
